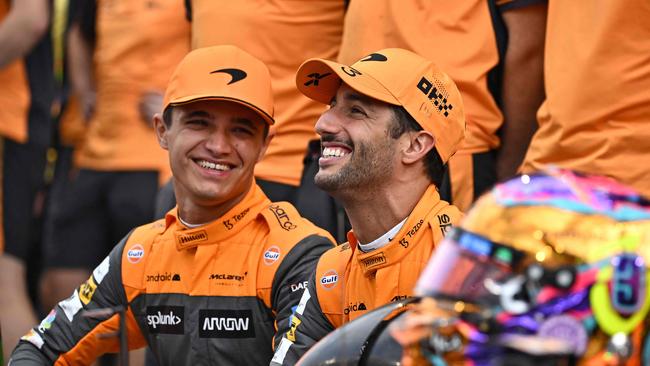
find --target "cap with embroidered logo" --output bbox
[296,48,465,163]
[163,45,275,125]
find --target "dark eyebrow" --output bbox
[232,117,259,131]
[182,110,212,120]
[342,90,376,109]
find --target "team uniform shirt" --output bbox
[337,0,540,210]
[186,0,345,186]
[74,0,189,177]
[521,0,650,198]
[0,2,30,144]
[11,184,335,365]
[271,185,462,365]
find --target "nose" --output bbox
[314,108,341,138]
[204,128,232,155]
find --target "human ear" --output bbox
[402,131,435,165]
[153,113,169,150]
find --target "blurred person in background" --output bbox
[521,0,650,198]
[38,0,190,317]
[0,0,54,359]
[335,0,546,212]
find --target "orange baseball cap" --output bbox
[296,48,465,163]
[163,45,275,125]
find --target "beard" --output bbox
[315,137,395,194]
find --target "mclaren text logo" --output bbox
[177,230,208,246]
[269,205,297,231]
[127,244,145,263]
[209,273,245,281]
[146,306,184,334]
[263,246,281,265]
[199,310,255,338]
[320,270,338,290]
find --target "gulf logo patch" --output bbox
[127,244,145,263]
[263,246,281,265]
[320,270,339,290]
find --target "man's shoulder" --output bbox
[260,201,335,248]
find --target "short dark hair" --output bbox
[390,106,445,187]
[162,105,270,138]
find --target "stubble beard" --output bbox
[314,139,394,198]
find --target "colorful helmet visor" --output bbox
[494,169,650,222]
[415,227,525,307]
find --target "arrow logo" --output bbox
[210,68,248,85]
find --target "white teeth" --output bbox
[322,147,349,158]
[197,160,231,171]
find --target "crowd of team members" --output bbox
[1,0,649,365]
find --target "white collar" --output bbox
[358,217,408,253]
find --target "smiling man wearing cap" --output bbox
[270,48,465,365]
[10,45,334,365]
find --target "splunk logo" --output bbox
[146,306,184,334]
[199,309,255,338]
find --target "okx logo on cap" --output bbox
[296,48,465,163]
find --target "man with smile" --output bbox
[10,45,335,365]
[271,48,465,365]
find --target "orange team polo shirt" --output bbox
[0,3,31,143]
[74,0,190,178]
[189,0,345,186]
[522,0,650,198]
[338,0,506,155]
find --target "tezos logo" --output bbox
[320,270,339,290]
[127,244,145,263]
[146,306,184,334]
[263,246,281,265]
[199,309,255,338]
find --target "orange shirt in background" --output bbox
[338,0,505,155]
[521,0,650,198]
[74,0,190,179]
[189,0,345,187]
[0,3,31,144]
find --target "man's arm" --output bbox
[496,1,547,180]
[9,235,146,365]
[0,0,49,68]
[67,1,96,122]
[271,270,336,365]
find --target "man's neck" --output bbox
[341,181,430,244]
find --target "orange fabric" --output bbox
[337,0,503,155]
[54,309,146,365]
[75,0,189,176]
[521,0,650,198]
[315,185,462,326]
[296,48,466,164]
[58,94,87,148]
[120,184,334,307]
[0,3,31,143]
[163,45,275,125]
[189,0,345,186]
[448,153,474,212]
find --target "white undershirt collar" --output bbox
[358,217,408,253]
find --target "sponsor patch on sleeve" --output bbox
[79,275,97,305]
[59,289,83,322]
[320,270,339,290]
[126,244,145,263]
[93,255,110,284]
[21,329,44,349]
[263,246,281,265]
[37,309,57,333]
